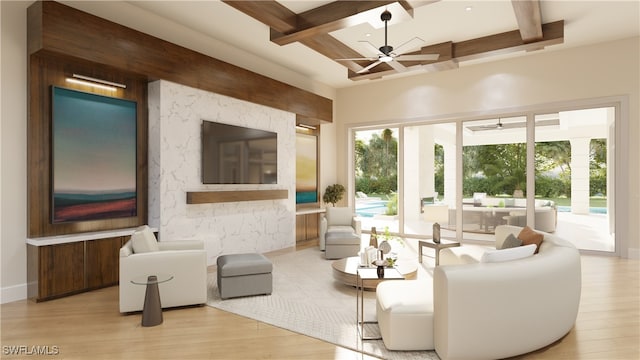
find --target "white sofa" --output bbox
[119,226,208,313]
[376,225,581,359]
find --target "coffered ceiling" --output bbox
[120,1,638,89]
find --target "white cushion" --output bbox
[130,225,159,253]
[326,207,353,226]
[480,244,536,263]
[327,225,356,234]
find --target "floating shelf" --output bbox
[186,190,288,204]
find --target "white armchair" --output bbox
[119,225,208,313]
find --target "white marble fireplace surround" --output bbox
[148,80,296,266]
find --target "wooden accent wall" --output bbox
[27,53,148,237]
[27,1,332,124]
[26,0,332,237]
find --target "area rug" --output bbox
[206,243,439,360]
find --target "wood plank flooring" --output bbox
[2,241,638,359]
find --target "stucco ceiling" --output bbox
[76,1,639,90]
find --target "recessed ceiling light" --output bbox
[365,33,371,37]
[465,6,473,12]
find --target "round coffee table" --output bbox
[331,256,417,291]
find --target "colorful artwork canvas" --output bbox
[296,133,318,204]
[52,86,137,223]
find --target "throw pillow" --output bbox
[500,233,522,249]
[518,226,544,254]
[481,244,536,263]
[131,225,159,253]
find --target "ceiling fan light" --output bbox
[380,55,393,62]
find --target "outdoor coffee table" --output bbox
[418,239,460,265]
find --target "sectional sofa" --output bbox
[376,225,581,359]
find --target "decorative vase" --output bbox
[378,240,392,254]
[376,265,385,278]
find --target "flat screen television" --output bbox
[51,86,137,223]
[201,120,277,184]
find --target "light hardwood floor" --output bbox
[2,241,638,360]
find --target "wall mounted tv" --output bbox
[202,120,278,184]
[51,86,137,223]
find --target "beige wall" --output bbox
[335,37,640,258]
[1,1,29,303]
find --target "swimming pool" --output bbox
[356,200,389,218]
[357,203,608,216]
[557,206,607,214]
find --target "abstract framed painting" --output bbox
[51,86,137,223]
[296,132,318,204]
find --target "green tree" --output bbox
[434,143,444,197]
[463,143,527,196]
[590,138,607,195]
[355,129,398,195]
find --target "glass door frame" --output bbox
[347,95,628,257]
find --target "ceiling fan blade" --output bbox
[387,59,408,72]
[358,40,383,56]
[467,125,496,131]
[357,60,383,74]
[500,122,526,129]
[395,54,440,62]
[392,37,426,56]
[335,57,378,61]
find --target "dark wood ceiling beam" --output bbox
[300,33,370,73]
[454,20,563,61]
[222,0,297,33]
[271,1,413,46]
[349,21,563,81]
[30,1,332,122]
[511,0,543,42]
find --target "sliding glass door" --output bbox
[354,128,399,235]
[534,108,615,252]
[351,106,616,253]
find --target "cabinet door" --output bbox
[38,242,84,300]
[86,237,123,289]
[296,214,306,242]
[305,213,319,239]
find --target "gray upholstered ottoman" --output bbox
[325,232,361,259]
[217,253,273,299]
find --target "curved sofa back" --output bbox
[434,225,581,360]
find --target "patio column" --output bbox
[402,126,435,223]
[570,137,591,214]
[443,142,456,208]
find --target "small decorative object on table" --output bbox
[369,227,378,248]
[378,240,392,254]
[374,250,386,278]
[433,222,441,244]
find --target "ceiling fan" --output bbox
[336,10,439,74]
[467,118,560,132]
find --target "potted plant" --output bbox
[323,184,345,206]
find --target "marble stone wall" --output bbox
[148,80,296,265]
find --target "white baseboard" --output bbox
[628,248,640,260]
[1,283,27,304]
